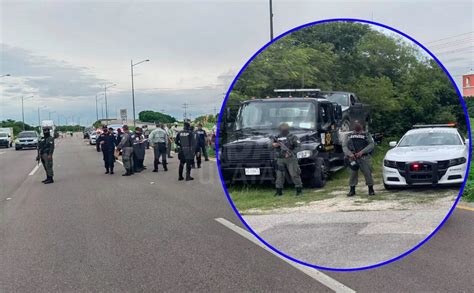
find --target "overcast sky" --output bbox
[1,0,473,126]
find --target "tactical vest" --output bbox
[348,132,369,153]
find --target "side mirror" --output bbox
[389,141,397,147]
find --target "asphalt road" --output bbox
[0,135,473,292]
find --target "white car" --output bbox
[383,125,468,189]
[89,133,98,145]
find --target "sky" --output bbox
[1,0,473,126]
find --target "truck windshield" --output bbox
[321,93,349,106]
[0,133,7,137]
[236,101,316,130]
[398,132,462,146]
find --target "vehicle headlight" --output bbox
[384,160,398,168]
[448,157,466,167]
[297,150,312,159]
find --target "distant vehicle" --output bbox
[15,131,39,150]
[383,124,468,189]
[83,127,92,139]
[89,132,98,145]
[0,127,14,148]
[107,124,122,136]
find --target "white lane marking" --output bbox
[117,160,123,165]
[215,218,356,293]
[29,164,41,176]
[6,197,11,201]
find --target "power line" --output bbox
[425,31,474,44]
[429,36,474,49]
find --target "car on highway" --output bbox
[383,124,468,189]
[15,131,39,150]
[89,131,98,145]
[0,132,13,148]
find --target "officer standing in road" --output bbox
[97,126,116,174]
[272,123,303,196]
[166,123,174,158]
[36,127,55,184]
[342,121,375,196]
[175,122,195,181]
[149,122,168,172]
[116,125,134,176]
[194,123,209,168]
[132,127,146,172]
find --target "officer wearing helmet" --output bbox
[342,121,375,196]
[36,127,55,184]
[175,121,196,181]
[272,122,303,196]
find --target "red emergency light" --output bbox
[410,163,421,171]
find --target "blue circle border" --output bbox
[215,18,472,272]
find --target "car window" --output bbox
[398,132,462,147]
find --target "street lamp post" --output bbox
[269,0,274,41]
[95,94,99,122]
[21,95,34,130]
[131,59,150,127]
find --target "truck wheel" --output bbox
[308,158,327,188]
[340,118,351,132]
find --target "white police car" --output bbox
[383,124,469,189]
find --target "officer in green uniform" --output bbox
[342,121,375,196]
[272,123,303,196]
[36,127,55,184]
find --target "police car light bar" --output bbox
[274,88,321,93]
[412,123,457,128]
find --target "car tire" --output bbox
[308,158,327,188]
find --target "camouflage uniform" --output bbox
[38,135,55,178]
[342,131,374,186]
[274,133,303,189]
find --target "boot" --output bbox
[185,167,193,181]
[368,185,375,196]
[43,176,54,184]
[178,164,184,181]
[41,177,48,183]
[122,170,131,176]
[110,168,114,175]
[163,164,168,172]
[347,186,356,197]
[105,168,109,174]
[274,188,283,196]
[296,187,303,196]
[185,176,194,181]
[153,159,159,172]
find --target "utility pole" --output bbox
[95,94,99,122]
[269,0,274,41]
[21,96,25,130]
[183,103,188,120]
[130,59,150,127]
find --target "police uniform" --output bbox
[97,131,116,174]
[176,127,196,181]
[37,130,55,183]
[117,131,134,176]
[132,133,146,172]
[195,128,208,168]
[274,133,303,192]
[149,127,168,172]
[343,131,375,190]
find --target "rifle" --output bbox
[270,135,294,158]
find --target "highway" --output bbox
[0,134,472,292]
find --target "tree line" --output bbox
[226,22,466,137]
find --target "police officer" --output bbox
[36,127,55,184]
[194,123,209,168]
[272,123,303,196]
[97,126,116,174]
[175,122,195,181]
[149,122,168,172]
[116,125,134,176]
[342,121,375,196]
[132,127,146,172]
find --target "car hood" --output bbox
[385,145,467,161]
[225,131,317,147]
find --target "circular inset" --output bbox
[216,19,471,271]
